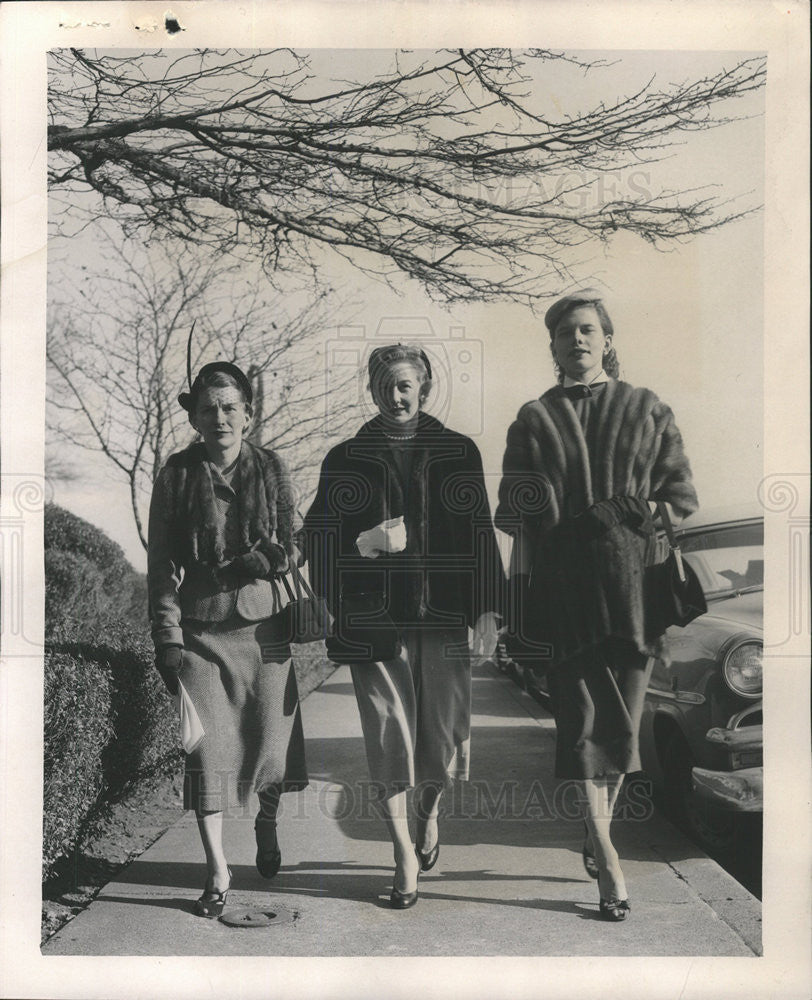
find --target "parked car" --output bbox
[639,505,763,853]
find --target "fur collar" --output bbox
[163,441,293,564]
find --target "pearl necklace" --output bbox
[382,430,417,440]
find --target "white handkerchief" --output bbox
[355,516,407,559]
[174,679,205,753]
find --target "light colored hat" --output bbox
[544,288,607,337]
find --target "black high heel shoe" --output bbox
[415,816,441,872]
[194,866,232,919]
[581,822,599,880]
[389,849,420,909]
[416,834,440,872]
[255,817,282,879]
[599,897,631,922]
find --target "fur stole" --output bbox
[495,379,698,538]
[162,441,294,564]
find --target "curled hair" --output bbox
[549,299,620,384]
[367,343,433,401]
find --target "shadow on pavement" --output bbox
[298,732,706,867]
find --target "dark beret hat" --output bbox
[178,361,253,412]
[544,288,606,338]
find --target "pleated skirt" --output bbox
[179,614,308,813]
[350,625,471,793]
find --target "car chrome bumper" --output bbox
[691,710,763,811]
[691,765,763,812]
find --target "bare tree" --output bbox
[48,48,765,306]
[47,235,356,549]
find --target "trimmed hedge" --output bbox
[44,503,147,631]
[43,618,184,880]
[42,503,334,881]
[43,650,113,875]
[43,506,182,880]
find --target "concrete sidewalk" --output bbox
[42,659,761,957]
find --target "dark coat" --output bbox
[302,412,504,629]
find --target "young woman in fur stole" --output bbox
[148,362,308,917]
[495,290,698,922]
[303,344,503,909]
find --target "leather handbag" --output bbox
[645,501,707,638]
[277,564,332,644]
[325,592,401,665]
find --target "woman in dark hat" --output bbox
[148,361,308,917]
[303,344,503,909]
[495,290,699,922]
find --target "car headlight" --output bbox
[722,640,763,699]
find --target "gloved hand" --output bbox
[213,544,286,588]
[155,644,184,695]
[356,517,407,559]
[231,549,272,579]
[473,611,500,661]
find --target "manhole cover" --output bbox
[219,905,295,928]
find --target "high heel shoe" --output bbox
[255,817,282,879]
[415,815,441,872]
[194,866,232,919]
[389,850,420,909]
[599,897,631,922]
[581,822,599,880]
[416,834,440,872]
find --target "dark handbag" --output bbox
[325,592,401,665]
[277,564,332,644]
[645,501,707,638]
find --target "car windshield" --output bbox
[679,520,764,599]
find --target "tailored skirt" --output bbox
[179,614,308,813]
[550,638,654,780]
[349,625,471,793]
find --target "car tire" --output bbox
[661,728,737,856]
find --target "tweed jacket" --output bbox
[148,442,297,648]
[302,412,504,629]
[495,379,699,574]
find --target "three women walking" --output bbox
[147,291,697,921]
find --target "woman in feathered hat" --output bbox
[303,344,504,909]
[495,290,699,922]
[148,359,308,918]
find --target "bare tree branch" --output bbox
[46,237,358,549]
[48,48,765,305]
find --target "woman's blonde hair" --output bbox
[366,343,433,401]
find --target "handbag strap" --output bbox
[656,500,686,584]
[278,562,319,603]
[290,563,318,602]
[279,572,297,602]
